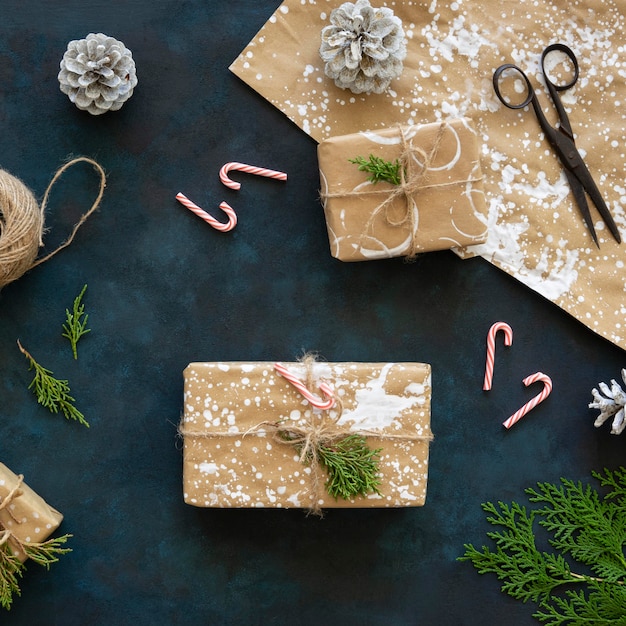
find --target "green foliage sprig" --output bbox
[349,154,403,185]
[280,429,382,501]
[0,533,72,610]
[459,468,626,624]
[318,434,382,500]
[17,341,89,428]
[62,284,90,359]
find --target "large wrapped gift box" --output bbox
[181,361,433,510]
[318,118,488,261]
[0,463,64,562]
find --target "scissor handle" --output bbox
[540,43,579,92]
[493,63,535,109]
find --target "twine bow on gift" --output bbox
[0,474,29,557]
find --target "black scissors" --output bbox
[493,43,621,247]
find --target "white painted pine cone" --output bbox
[590,368,626,434]
[58,33,138,115]
[320,0,407,95]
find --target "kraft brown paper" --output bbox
[318,118,488,260]
[181,361,432,509]
[0,463,64,562]
[230,1,626,350]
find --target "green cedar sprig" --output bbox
[280,429,382,501]
[62,284,90,360]
[318,434,382,500]
[17,341,89,428]
[349,154,403,185]
[459,468,626,624]
[0,534,72,610]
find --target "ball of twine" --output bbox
[0,157,106,290]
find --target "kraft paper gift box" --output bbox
[0,462,64,562]
[318,118,488,261]
[181,360,433,511]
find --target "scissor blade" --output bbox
[552,131,622,244]
[568,158,621,244]
[563,169,599,247]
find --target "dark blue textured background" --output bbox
[0,2,624,624]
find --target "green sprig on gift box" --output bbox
[459,468,626,624]
[349,154,403,186]
[278,429,382,501]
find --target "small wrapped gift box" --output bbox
[318,118,488,261]
[0,463,64,562]
[181,360,433,511]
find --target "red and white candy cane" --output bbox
[503,372,553,429]
[483,321,513,391]
[219,162,287,190]
[274,362,335,410]
[175,193,237,232]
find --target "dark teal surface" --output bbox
[1,2,624,624]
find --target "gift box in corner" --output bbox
[0,462,64,562]
[181,361,433,511]
[318,118,488,261]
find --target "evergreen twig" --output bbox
[318,434,382,500]
[459,469,626,624]
[62,284,90,359]
[0,534,72,610]
[349,154,403,185]
[17,341,89,428]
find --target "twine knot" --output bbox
[364,123,448,259]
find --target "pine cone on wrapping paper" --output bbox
[320,0,407,95]
[589,369,626,435]
[58,33,138,115]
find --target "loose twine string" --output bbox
[320,122,483,259]
[180,355,434,515]
[0,157,107,290]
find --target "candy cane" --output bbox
[503,372,553,429]
[483,322,513,391]
[219,162,287,190]
[175,193,237,232]
[274,362,336,410]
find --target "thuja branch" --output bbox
[459,469,626,624]
[17,341,89,428]
[62,284,90,359]
[0,534,72,610]
[349,154,403,185]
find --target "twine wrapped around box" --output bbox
[318,118,488,261]
[180,359,433,513]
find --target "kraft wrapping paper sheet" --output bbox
[230,0,626,350]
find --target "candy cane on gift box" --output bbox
[175,192,237,232]
[503,372,553,429]
[483,322,513,391]
[274,362,336,410]
[219,162,287,190]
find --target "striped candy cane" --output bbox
[219,162,287,190]
[503,372,553,429]
[483,321,513,391]
[274,362,336,410]
[175,193,237,232]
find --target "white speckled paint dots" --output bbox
[230,0,626,350]
[181,362,432,509]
